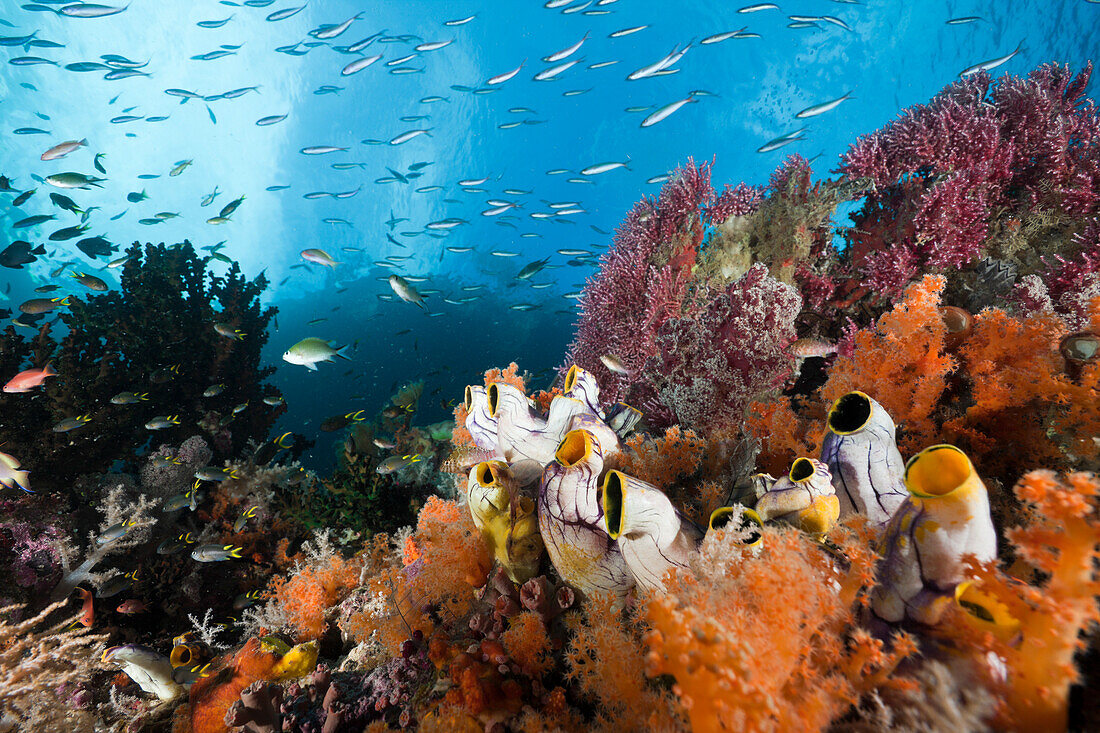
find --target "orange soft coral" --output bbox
[484,362,526,392]
[943,470,1100,731]
[619,425,706,488]
[563,593,683,731]
[502,612,553,678]
[345,497,492,655]
[643,523,913,732]
[266,550,362,641]
[822,274,956,454]
[745,395,826,476]
[943,303,1100,478]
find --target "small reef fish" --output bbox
[757,128,807,153]
[320,410,366,432]
[161,492,196,513]
[3,362,56,393]
[110,391,149,405]
[300,248,340,267]
[376,453,423,475]
[20,296,69,314]
[75,588,94,627]
[72,272,108,291]
[580,160,629,175]
[117,599,148,614]
[600,354,631,375]
[233,589,266,611]
[157,531,196,553]
[97,570,138,599]
[788,338,838,359]
[151,364,181,383]
[169,160,192,176]
[145,415,181,430]
[960,42,1024,77]
[641,96,698,127]
[0,241,46,268]
[194,466,239,482]
[233,505,259,532]
[0,450,31,493]
[283,337,350,370]
[97,518,136,545]
[45,172,104,190]
[53,414,93,432]
[388,275,425,308]
[202,384,226,397]
[214,323,246,340]
[40,138,87,161]
[191,544,244,562]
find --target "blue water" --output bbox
[2,0,1097,468]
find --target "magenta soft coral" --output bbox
[839,62,1100,296]
[565,158,715,404]
[637,263,802,432]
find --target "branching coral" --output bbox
[0,242,283,494]
[50,484,158,602]
[0,600,107,732]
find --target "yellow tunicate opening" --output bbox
[789,457,815,482]
[905,444,972,498]
[564,364,580,392]
[709,506,763,546]
[475,461,499,487]
[464,385,474,411]
[170,644,198,669]
[601,470,625,539]
[487,383,501,417]
[827,391,873,435]
[555,429,591,467]
[954,581,1021,640]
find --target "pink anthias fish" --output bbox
[300,248,341,267]
[3,362,56,393]
[116,599,148,615]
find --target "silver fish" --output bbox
[342,54,382,75]
[795,91,852,118]
[533,58,582,81]
[191,544,243,562]
[959,42,1023,77]
[641,96,697,127]
[544,32,588,62]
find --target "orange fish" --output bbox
[3,363,56,393]
[76,588,94,628]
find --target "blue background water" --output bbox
[1,0,1097,468]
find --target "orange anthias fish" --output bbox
[3,363,57,393]
[76,588,94,628]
